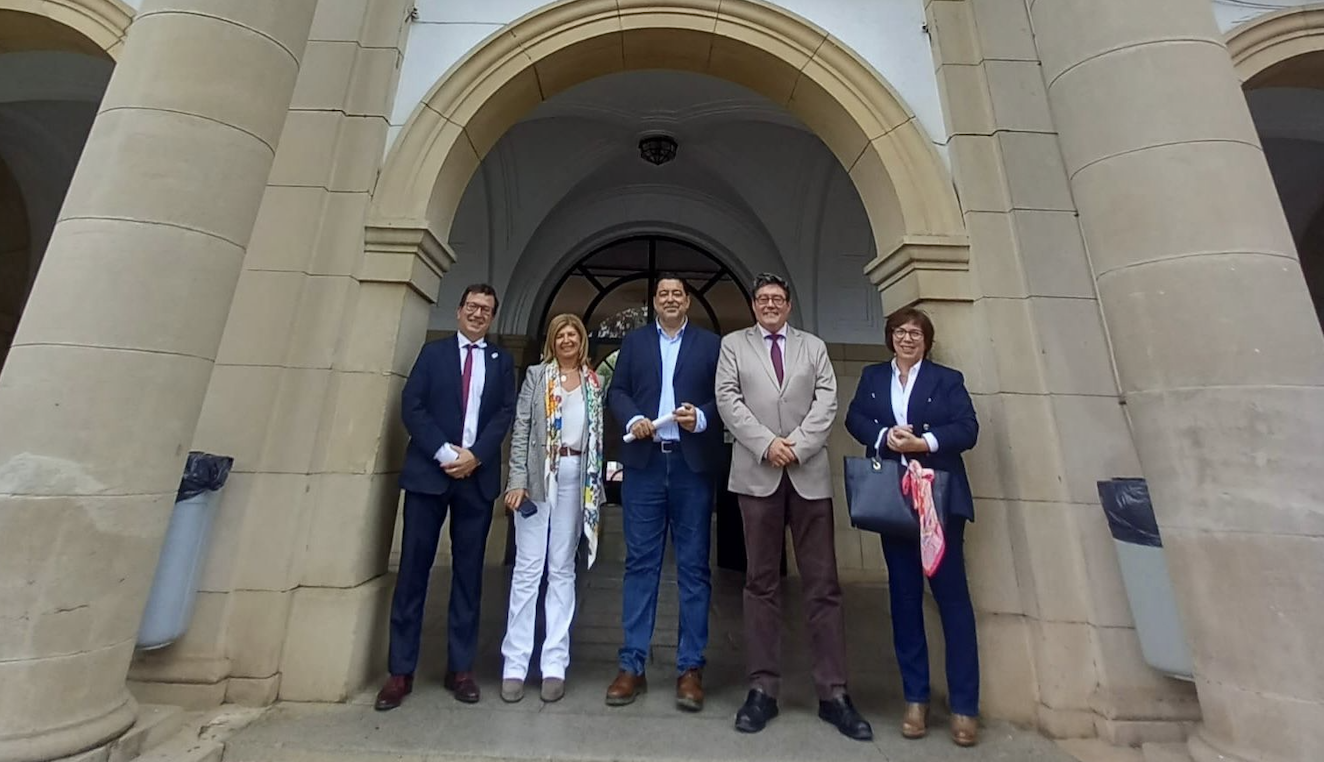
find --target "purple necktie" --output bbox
[767,334,784,385]
[460,344,476,420]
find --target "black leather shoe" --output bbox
[734,689,779,733]
[818,694,873,741]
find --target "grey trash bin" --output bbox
[1096,478,1193,680]
[137,452,234,650]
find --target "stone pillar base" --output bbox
[0,694,136,762]
[126,680,226,711]
[1187,731,1265,762]
[278,576,392,702]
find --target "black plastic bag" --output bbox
[176,451,234,502]
[1096,477,1162,547]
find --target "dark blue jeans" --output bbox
[881,518,980,716]
[387,483,494,676]
[618,447,713,675]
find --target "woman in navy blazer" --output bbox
[845,307,981,747]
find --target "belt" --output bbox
[658,440,679,453]
[557,446,582,457]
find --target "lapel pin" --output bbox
[491,352,498,359]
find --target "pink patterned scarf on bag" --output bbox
[902,459,946,577]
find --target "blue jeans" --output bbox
[618,446,713,675]
[881,518,980,716]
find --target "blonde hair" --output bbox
[542,313,589,367]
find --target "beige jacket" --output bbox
[715,325,838,499]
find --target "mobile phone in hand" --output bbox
[517,499,538,518]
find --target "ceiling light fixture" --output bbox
[638,134,678,166]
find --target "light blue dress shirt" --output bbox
[627,320,707,441]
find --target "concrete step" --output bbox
[1142,742,1194,762]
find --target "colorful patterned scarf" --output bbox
[544,363,605,568]
[902,459,946,577]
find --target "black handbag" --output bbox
[843,456,950,537]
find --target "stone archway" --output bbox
[0,0,131,60]
[1228,5,1324,333]
[1226,4,1324,86]
[368,0,969,310]
[0,0,125,376]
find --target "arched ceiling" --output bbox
[441,70,879,340]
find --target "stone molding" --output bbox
[865,234,973,308]
[369,0,966,303]
[0,0,134,58]
[1225,4,1324,84]
[361,224,454,302]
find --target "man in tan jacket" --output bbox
[715,273,871,741]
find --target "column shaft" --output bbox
[0,2,317,760]
[1027,2,1324,761]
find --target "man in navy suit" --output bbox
[375,283,516,710]
[604,274,722,712]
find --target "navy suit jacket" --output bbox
[845,360,979,521]
[399,335,516,502]
[608,323,722,474]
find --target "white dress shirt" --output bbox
[436,336,486,462]
[875,358,939,458]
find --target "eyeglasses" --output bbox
[754,295,787,307]
[462,303,494,317]
[892,328,925,341]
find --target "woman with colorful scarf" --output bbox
[500,313,604,704]
[844,307,981,747]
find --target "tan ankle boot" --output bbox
[951,713,978,747]
[901,702,929,739]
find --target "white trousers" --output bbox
[501,455,582,680]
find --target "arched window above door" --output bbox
[540,235,752,356]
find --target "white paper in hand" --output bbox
[438,444,460,464]
[623,413,676,443]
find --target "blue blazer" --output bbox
[845,360,979,521]
[608,323,722,474]
[399,336,517,502]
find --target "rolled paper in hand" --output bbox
[623,413,676,443]
[438,444,459,464]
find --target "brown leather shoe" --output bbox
[901,702,928,739]
[374,674,413,711]
[444,670,480,703]
[951,714,978,747]
[605,670,647,706]
[676,668,704,712]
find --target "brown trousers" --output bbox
[738,473,848,700]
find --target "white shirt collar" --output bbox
[656,319,688,339]
[891,357,923,377]
[459,335,487,349]
[757,324,787,340]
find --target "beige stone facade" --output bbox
[1,1,1322,761]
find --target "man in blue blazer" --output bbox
[604,274,722,712]
[375,283,516,710]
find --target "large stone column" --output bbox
[1028,2,1324,761]
[0,2,317,760]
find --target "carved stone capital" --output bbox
[864,235,972,309]
[361,225,455,303]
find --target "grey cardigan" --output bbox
[505,362,598,504]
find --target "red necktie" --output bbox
[460,344,476,420]
[767,334,784,384]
